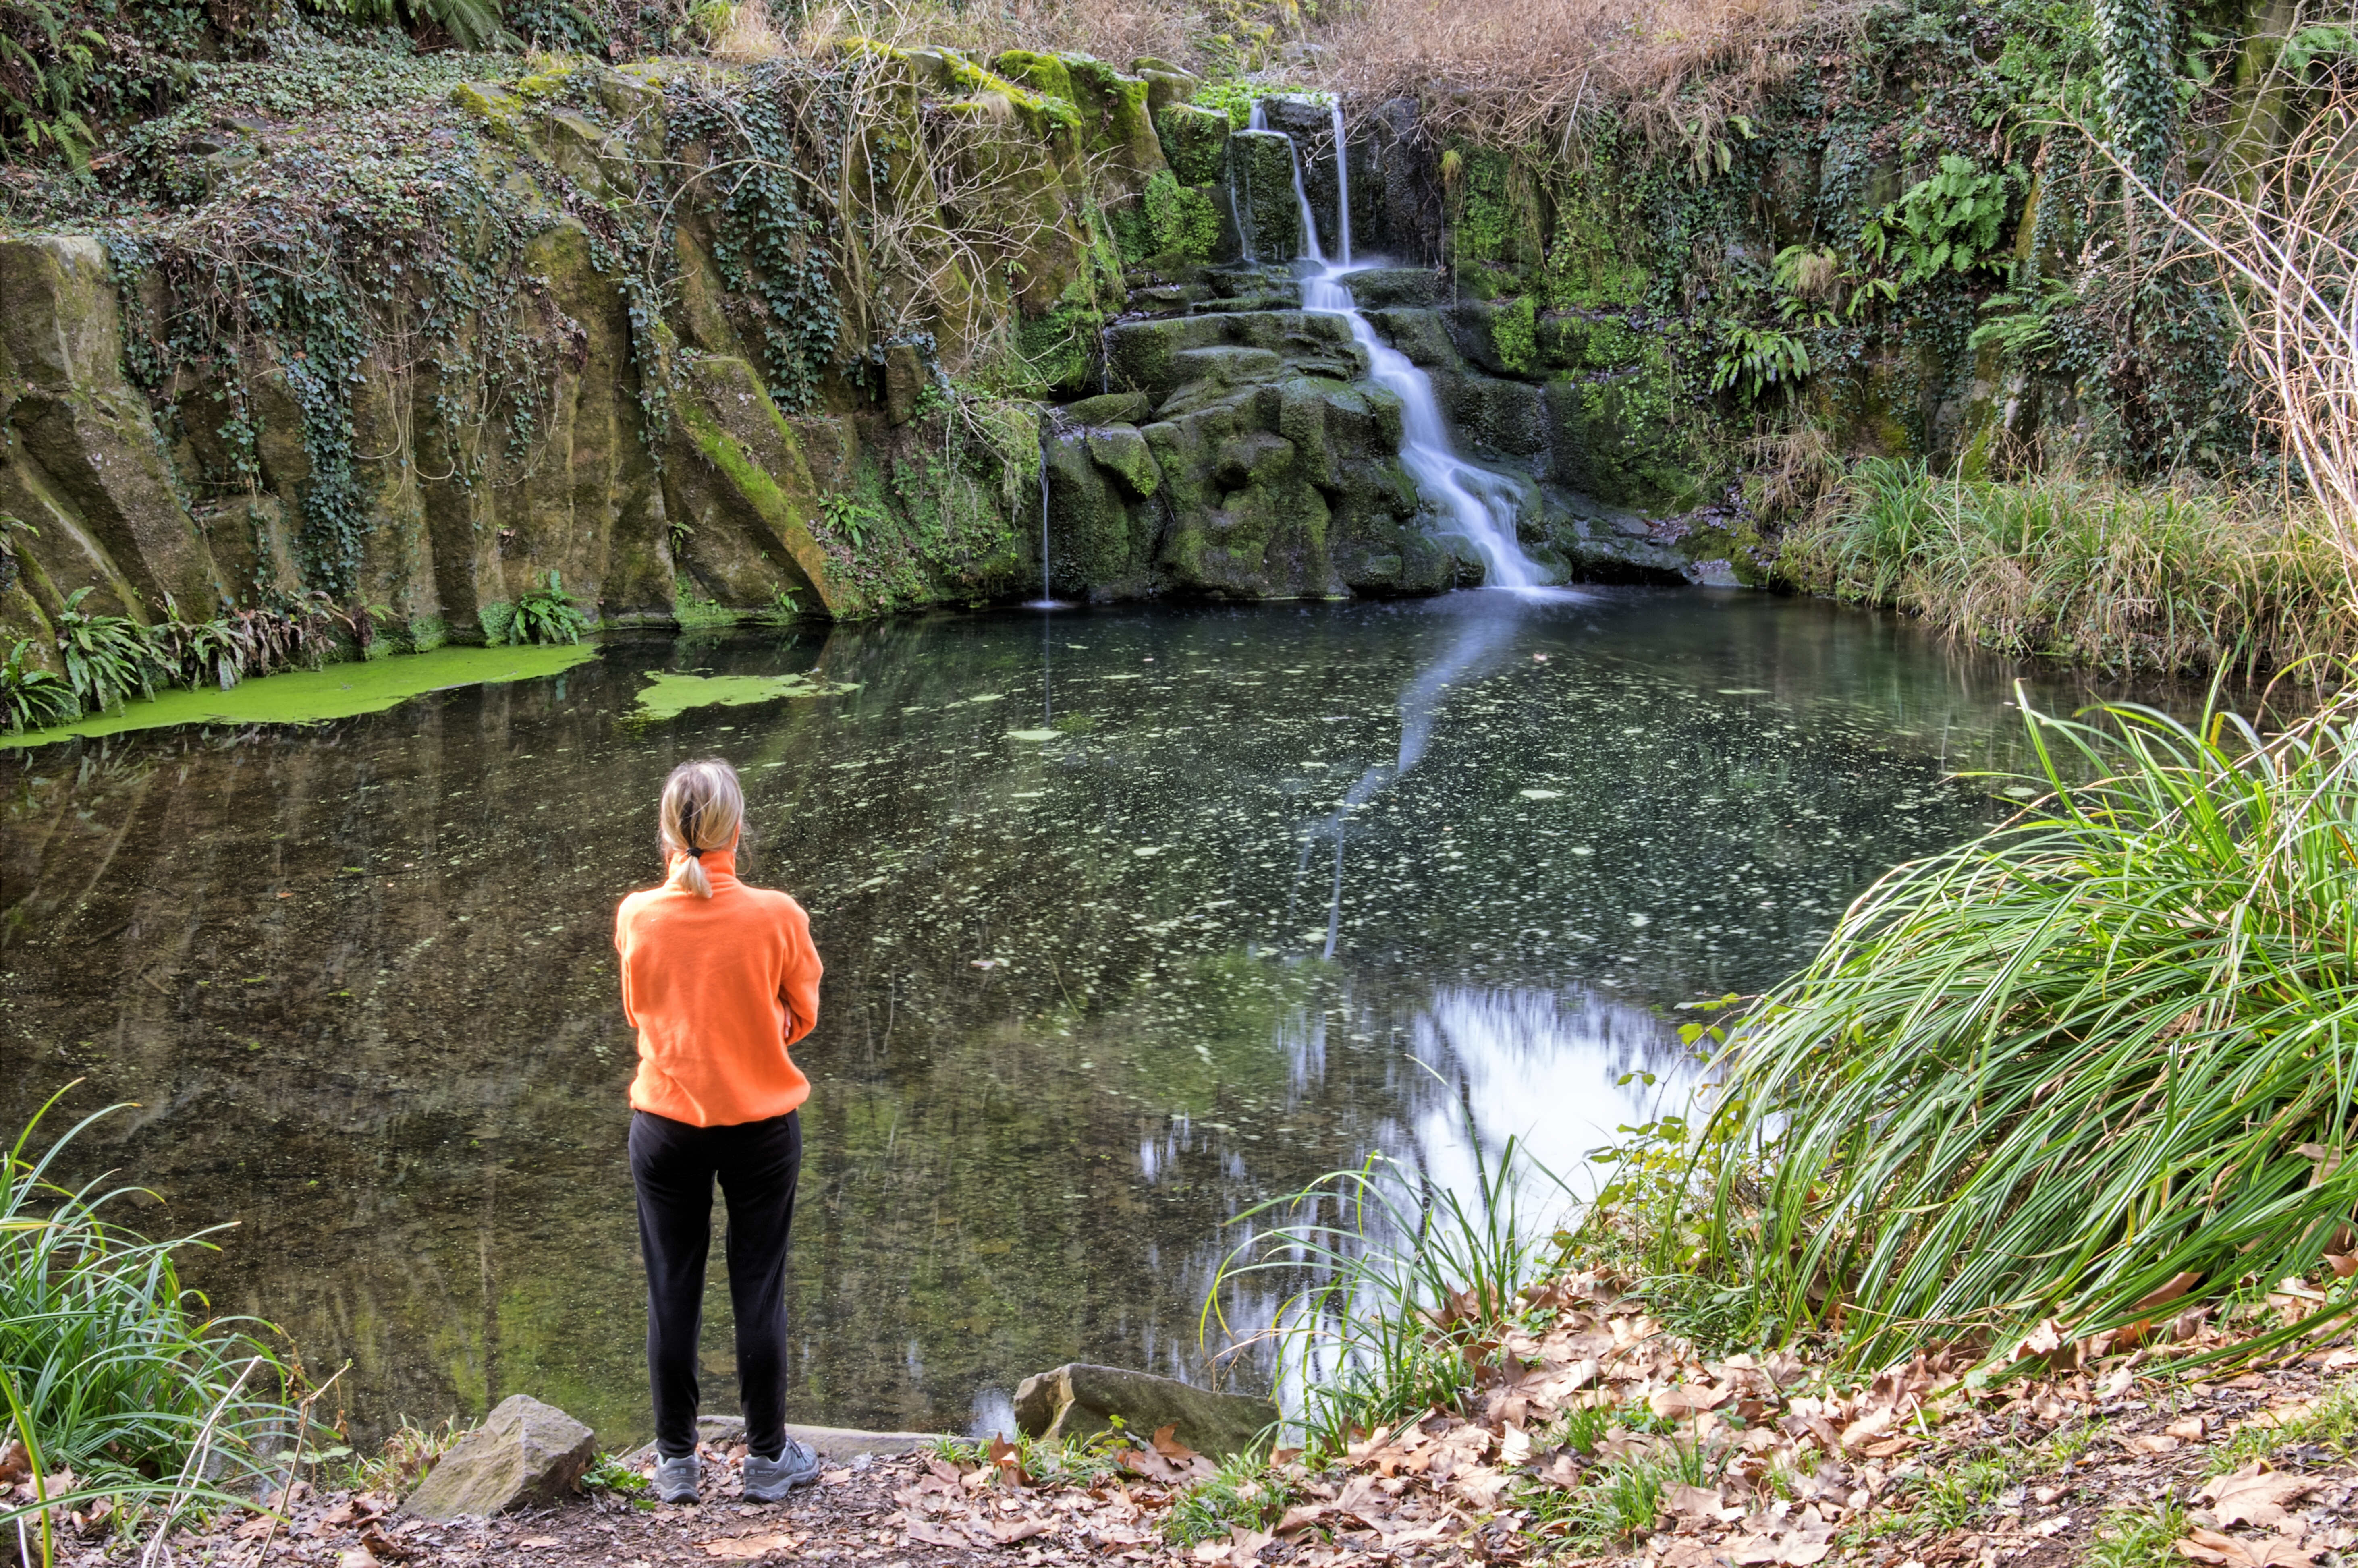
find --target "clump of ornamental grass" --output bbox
[1776,458,2356,680]
[1672,687,2358,1369]
[2,1087,298,1550]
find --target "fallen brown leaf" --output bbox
[700,1533,792,1559]
[2196,1464,2316,1529]
[2176,1527,2314,1568]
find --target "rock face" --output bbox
[0,52,1770,674]
[398,1395,597,1521]
[1011,1364,1279,1459]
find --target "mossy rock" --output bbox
[1226,131,1302,263]
[1342,268,1441,309]
[1043,425,1153,597]
[1084,423,1160,498]
[1130,59,1201,112]
[1062,391,1152,425]
[1541,372,1711,514]
[1152,103,1229,187]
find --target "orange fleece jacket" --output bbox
[614,848,822,1127]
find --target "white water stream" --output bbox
[1251,99,1545,590]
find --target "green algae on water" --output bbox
[630,670,859,720]
[1,644,600,749]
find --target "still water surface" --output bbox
[0,588,2158,1445]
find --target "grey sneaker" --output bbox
[742,1439,822,1502]
[652,1452,701,1505]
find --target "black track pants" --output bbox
[629,1107,800,1461]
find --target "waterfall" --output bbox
[1030,431,1061,609]
[1255,99,1544,591]
[1331,100,1351,265]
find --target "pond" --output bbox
[0,587,2155,1448]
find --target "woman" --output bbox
[615,758,824,1505]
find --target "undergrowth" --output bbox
[2,1087,298,1543]
[1776,459,2352,679]
[1658,687,2358,1369]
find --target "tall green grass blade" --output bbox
[1675,689,2358,1368]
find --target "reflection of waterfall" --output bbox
[1252,98,1546,591]
[1390,987,1686,1204]
[1294,602,1520,958]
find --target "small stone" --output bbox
[1011,1364,1279,1460]
[397,1395,596,1521]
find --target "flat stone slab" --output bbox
[622,1417,946,1467]
[399,1394,597,1520]
[1013,1364,1277,1459]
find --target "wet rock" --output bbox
[1153,104,1231,189]
[1226,131,1302,263]
[1104,310,1358,404]
[1013,1365,1278,1460]
[1258,96,1343,257]
[1062,391,1153,427]
[1131,58,1200,113]
[1341,267,1443,309]
[1086,424,1161,498]
[883,342,924,425]
[398,1395,596,1521]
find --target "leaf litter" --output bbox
[39,1271,2358,1568]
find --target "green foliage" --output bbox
[2093,0,2177,188]
[582,1451,649,1494]
[1709,321,1810,399]
[1862,155,2016,283]
[670,62,843,414]
[1492,294,1538,374]
[508,569,587,645]
[1967,277,2080,360]
[2,1089,297,1535]
[52,586,158,713]
[2086,1500,2192,1568]
[0,639,79,732]
[1162,1452,1295,1547]
[301,0,515,49]
[820,491,886,552]
[1676,686,2358,1368]
[1142,168,1221,260]
[0,0,102,164]
[1776,459,2350,676]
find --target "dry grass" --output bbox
[2130,89,2358,585]
[786,0,1195,69]
[1308,0,1846,150]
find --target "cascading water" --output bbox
[1030,432,1062,609]
[1256,99,1544,591]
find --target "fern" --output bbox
[1862,155,2016,283]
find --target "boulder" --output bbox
[399,1395,596,1521]
[1012,1364,1277,1460]
[1131,58,1201,113]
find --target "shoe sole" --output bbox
[744,1472,820,1502]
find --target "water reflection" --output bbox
[0,590,2194,1446]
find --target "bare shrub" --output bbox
[2122,89,2358,583]
[1307,0,1847,151]
[789,0,1194,71]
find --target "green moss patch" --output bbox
[2,645,599,749]
[630,669,859,720]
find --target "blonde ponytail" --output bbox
[658,758,745,898]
